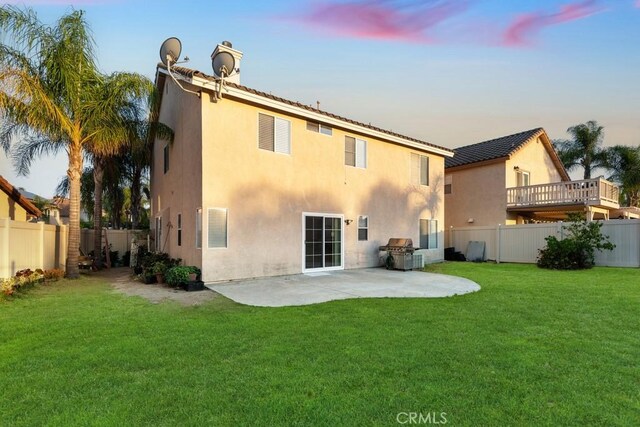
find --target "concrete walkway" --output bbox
[207,268,480,307]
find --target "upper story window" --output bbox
[516,170,530,187]
[259,113,291,154]
[411,153,429,186]
[163,144,169,174]
[306,121,333,136]
[345,136,367,168]
[445,175,452,194]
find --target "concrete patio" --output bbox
[207,267,481,307]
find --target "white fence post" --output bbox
[496,224,501,263]
[38,221,45,270]
[2,218,9,278]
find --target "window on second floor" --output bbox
[516,170,530,187]
[306,121,333,136]
[163,144,169,174]
[259,113,291,154]
[411,153,429,186]
[345,136,367,168]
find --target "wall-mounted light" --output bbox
[344,219,353,225]
[467,218,475,223]
[514,166,520,170]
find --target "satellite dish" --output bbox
[159,37,182,66]
[212,51,235,78]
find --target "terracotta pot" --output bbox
[156,274,165,284]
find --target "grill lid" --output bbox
[379,238,414,252]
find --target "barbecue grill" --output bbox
[379,238,415,271]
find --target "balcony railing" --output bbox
[507,177,619,208]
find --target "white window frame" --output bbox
[177,213,182,247]
[516,170,530,187]
[357,215,368,241]
[306,121,333,136]
[258,112,291,155]
[411,153,429,186]
[420,219,438,249]
[196,208,202,249]
[207,208,228,249]
[345,136,367,168]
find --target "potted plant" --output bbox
[152,261,167,284]
[165,266,204,291]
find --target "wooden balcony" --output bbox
[507,178,620,212]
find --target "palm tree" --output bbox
[603,145,640,207]
[123,92,173,229]
[553,120,607,179]
[0,7,151,277]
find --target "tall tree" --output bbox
[123,91,173,230]
[0,7,151,277]
[553,120,607,179]
[603,145,640,207]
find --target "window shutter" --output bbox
[345,136,356,166]
[419,219,428,249]
[274,117,291,154]
[420,155,429,186]
[208,208,227,248]
[356,139,367,168]
[258,113,274,151]
[429,219,438,249]
[411,153,420,185]
[196,209,202,249]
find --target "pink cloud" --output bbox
[291,0,471,43]
[636,0,640,8]
[502,1,603,47]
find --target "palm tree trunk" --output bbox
[66,143,83,279]
[93,157,104,269]
[131,167,142,229]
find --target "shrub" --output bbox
[537,214,615,270]
[151,262,168,275]
[2,269,46,296]
[44,269,65,281]
[166,266,201,287]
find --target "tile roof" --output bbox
[165,65,453,156]
[445,128,544,169]
[0,175,42,218]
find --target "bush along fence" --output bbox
[447,219,640,267]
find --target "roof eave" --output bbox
[156,67,453,158]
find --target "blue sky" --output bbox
[1,0,639,197]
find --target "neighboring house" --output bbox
[444,128,629,232]
[0,175,42,221]
[47,196,70,225]
[151,42,453,282]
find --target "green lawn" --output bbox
[1,263,638,426]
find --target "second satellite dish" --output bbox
[211,41,235,78]
[160,37,182,65]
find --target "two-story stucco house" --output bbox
[444,128,628,233]
[151,42,453,282]
[0,175,42,222]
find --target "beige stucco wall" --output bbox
[445,136,567,239]
[0,193,27,221]
[196,91,445,281]
[151,78,203,268]
[445,161,506,231]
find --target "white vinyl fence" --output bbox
[1,221,150,279]
[448,219,640,267]
[1,218,68,278]
[79,229,149,259]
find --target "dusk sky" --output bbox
[1,0,639,197]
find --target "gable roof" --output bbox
[445,127,570,180]
[157,65,454,157]
[445,128,545,168]
[0,175,42,218]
